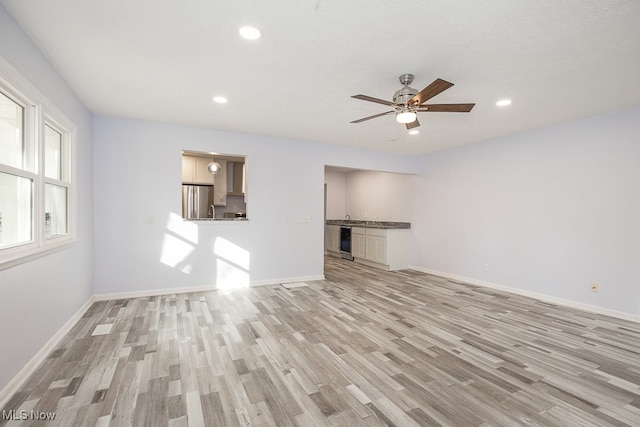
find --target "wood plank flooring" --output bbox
[2,256,640,426]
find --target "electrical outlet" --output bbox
[146,216,155,225]
[591,282,599,293]
[483,264,489,272]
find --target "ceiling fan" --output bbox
[351,74,475,130]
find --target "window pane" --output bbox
[0,172,32,248]
[0,91,24,169]
[45,124,62,180]
[45,183,67,237]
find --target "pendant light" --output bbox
[208,161,221,174]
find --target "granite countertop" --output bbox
[326,219,410,229]
[186,218,249,222]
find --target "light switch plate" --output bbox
[298,215,312,223]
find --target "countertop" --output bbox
[185,218,248,222]
[326,220,410,229]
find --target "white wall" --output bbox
[93,117,418,294]
[324,170,347,219]
[411,107,640,318]
[346,170,413,222]
[0,5,94,394]
[325,169,413,222]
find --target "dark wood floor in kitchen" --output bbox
[3,257,640,426]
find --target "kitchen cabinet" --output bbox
[351,227,366,259]
[326,224,408,271]
[182,155,214,185]
[325,225,340,253]
[365,229,387,265]
[182,156,195,183]
[194,157,214,184]
[212,159,227,206]
[374,228,409,271]
[182,155,227,205]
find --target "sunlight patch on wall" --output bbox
[160,234,194,273]
[214,237,250,290]
[160,212,198,273]
[166,212,198,244]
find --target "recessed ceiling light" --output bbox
[496,99,512,107]
[239,26,261,40]
[408,129,420,135]
[213,96,228,104]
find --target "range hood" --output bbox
[227,161,245,196]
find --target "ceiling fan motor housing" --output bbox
[393,74,418,106]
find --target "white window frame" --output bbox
[0,56,77,270]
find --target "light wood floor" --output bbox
[2,257,640,426]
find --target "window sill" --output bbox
[0,238,78,271]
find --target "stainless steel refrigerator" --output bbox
[182,185,214,219]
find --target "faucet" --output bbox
[209,204,215,218]
[345,214,351,221]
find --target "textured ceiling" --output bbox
[2,0,640,154]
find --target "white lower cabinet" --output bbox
[325,225,340,253]
[381,228,409,271]
[326,225,408,271]
[352,227,366,259]
[365,233,387,265]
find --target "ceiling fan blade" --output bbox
[417,103,475,112]
[351,94,395,106]
[409,78,454,106]
[351,110,395,123]
[405,118,420,129]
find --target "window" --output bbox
[44,123,69,237]
[0,60,76,269]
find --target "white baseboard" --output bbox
[0,295,97,408]
[92,285,215,302]
[92,275,326,301]
[409,265,639,323]
[253,275,325,287]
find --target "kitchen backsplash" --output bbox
[214,195,247,218]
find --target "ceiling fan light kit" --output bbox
[351,73,475,130]
[396,110,417,124]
